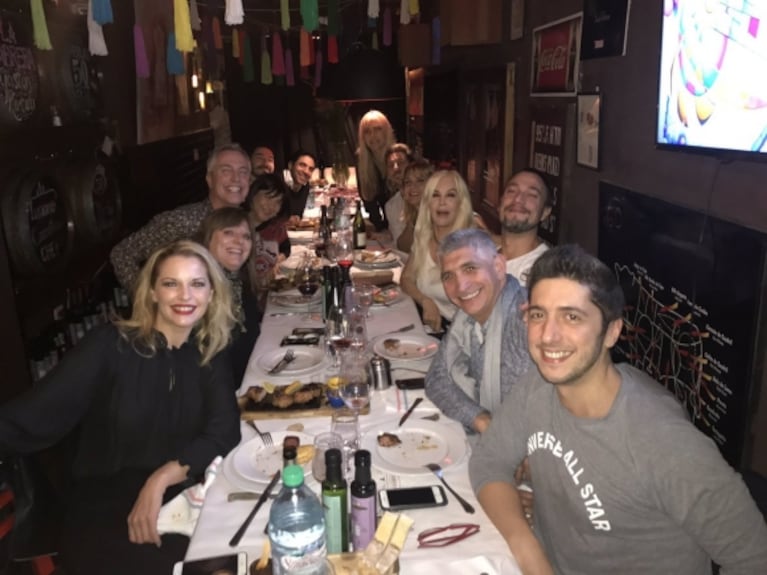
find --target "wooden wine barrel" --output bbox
[59,158,122,243]
[0,169,74,276]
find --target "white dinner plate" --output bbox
[255,348,325,376]
[231,431,314,484]
[371,285,405,307]
[372,333,440,361]
[355,250,401,269]
[271,290,321,309]
[360,419,468,476]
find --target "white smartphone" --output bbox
[378,485,447,511]
[172,553,247,575]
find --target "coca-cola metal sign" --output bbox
[531,13,582,96]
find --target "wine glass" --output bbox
[339,353,370,414]
[325,306,352,368]
[334,233,354,269]
[294,253,320,314]
[352,283,375,318]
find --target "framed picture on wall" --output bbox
[531,13,582,96]
[576,92,601,169]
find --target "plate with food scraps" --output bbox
[372,333,440,361]
[355,250,400,269]
[371,285,405,307]
[255,347,325,376]
[271,290,322,309]
[230,431,315,484]
[360,420,468,475]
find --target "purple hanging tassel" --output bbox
[285,47,295,86]
[383,7,392,46]
[314,48,322,87]
[133,25,150,78]
[272,32,285,75]
[432,17,441,65]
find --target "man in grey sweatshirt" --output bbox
[470,244,767,574]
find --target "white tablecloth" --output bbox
[185,276,520,574]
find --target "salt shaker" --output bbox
[369,355,392,390]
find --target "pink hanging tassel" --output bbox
[213,17,223,50]
[314,48,322,87]
[285,47,295,86]
[272,32,285,75]
[327,36,338,63]
[133,25,150,78]
[383,7,392,47]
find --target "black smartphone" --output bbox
[395,377,425,390]
[292,327,325,336]
[280,334,320,346]
[172,553,247,575]
[378,485,447,511]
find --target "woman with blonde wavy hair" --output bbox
[400,170,476,331]
[357,110,396,232]
[0,240,240,574]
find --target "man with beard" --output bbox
[251,145,276,176]
[285,150,317,225]
[470,245,767,575]
[111,144,251,291]
[424,229,531,434]
[498,168,552,286]
[383,143,413,245]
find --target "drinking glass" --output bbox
[352,283,375,318]
[325,306,352,368]
[334,233,354,269]
[312,431,345,482]
[331,409,360,473]
[294,253,320,314]
[339,353,370,413]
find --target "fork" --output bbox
[267,349,296,375]
[247,420,274,446]
[426,463,475,513]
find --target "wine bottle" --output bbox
[319,205,332,251]
[353,200,367,250]
[322,448,349,554]
[350,449,377,550]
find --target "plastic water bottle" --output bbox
[268,465,328,574]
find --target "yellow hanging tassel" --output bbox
[409,0,420,16]
[232,27,240,59]
[31,0,53,50]
[173,0,194,52]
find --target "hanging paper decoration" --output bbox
[212,17,223,50]
[372,31,378,50]
[134,25,150,78]
[328,0,340,35]
[232,28,240,59]
[368,18,376,29]
[285,47,295,86]
[238,29,246,64]
[272,32,285,75]
[243,33,255,83]
[92,0,113,25]
[174,0,194,52]
[300,29,311,67]
[367,0,380,19]
[260,37,272,85]
[300,0,319,32]
[30,0,52,50]
[327,35,338,64]
[166,32,185,75]
[203,16,217,76]
[88,0,108,56]
[225,0,244,26]
[431,17,441,65]
[190,0,202,31]
[279,0,290,31]
[409,0,420,17]
[314,48,322,88]
[383,7,392,47]
[400,0,410,24]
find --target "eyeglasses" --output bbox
[417,523,479,548]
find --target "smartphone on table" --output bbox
[395,377,425,390]
[378,485,447,511]
[172,553,247,575]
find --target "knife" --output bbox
[228,491,278,502]
[229,470,281,547]
[398,397,424,427]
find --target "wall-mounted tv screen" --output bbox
[656,1,767,155]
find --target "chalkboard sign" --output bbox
[598,183,767,467]
[0,8,39,124]
[529,105,567,245]
[58,40,96,120]
[1,170,74,276]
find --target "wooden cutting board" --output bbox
[238,386,370,420]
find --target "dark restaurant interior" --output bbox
[1,0,767,570]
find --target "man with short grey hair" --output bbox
[425,228,532,433]
[111,143,251,291]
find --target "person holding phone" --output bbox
[0,241,241,574]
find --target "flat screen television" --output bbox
[656,1,767,156]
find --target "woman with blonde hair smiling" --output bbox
[357,110,396,232]
[0,240,240,574]
[400,170,477,331]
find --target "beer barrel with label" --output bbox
[1,169,74,276]
[59,158,122,243]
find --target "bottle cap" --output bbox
[283,464,304,488]
[354,449,371,468]
[325,447,342,466]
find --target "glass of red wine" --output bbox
[294,253,320,314]
[334,233,354,269]
[325,306,352,368]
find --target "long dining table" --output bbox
[185,244,522,574]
